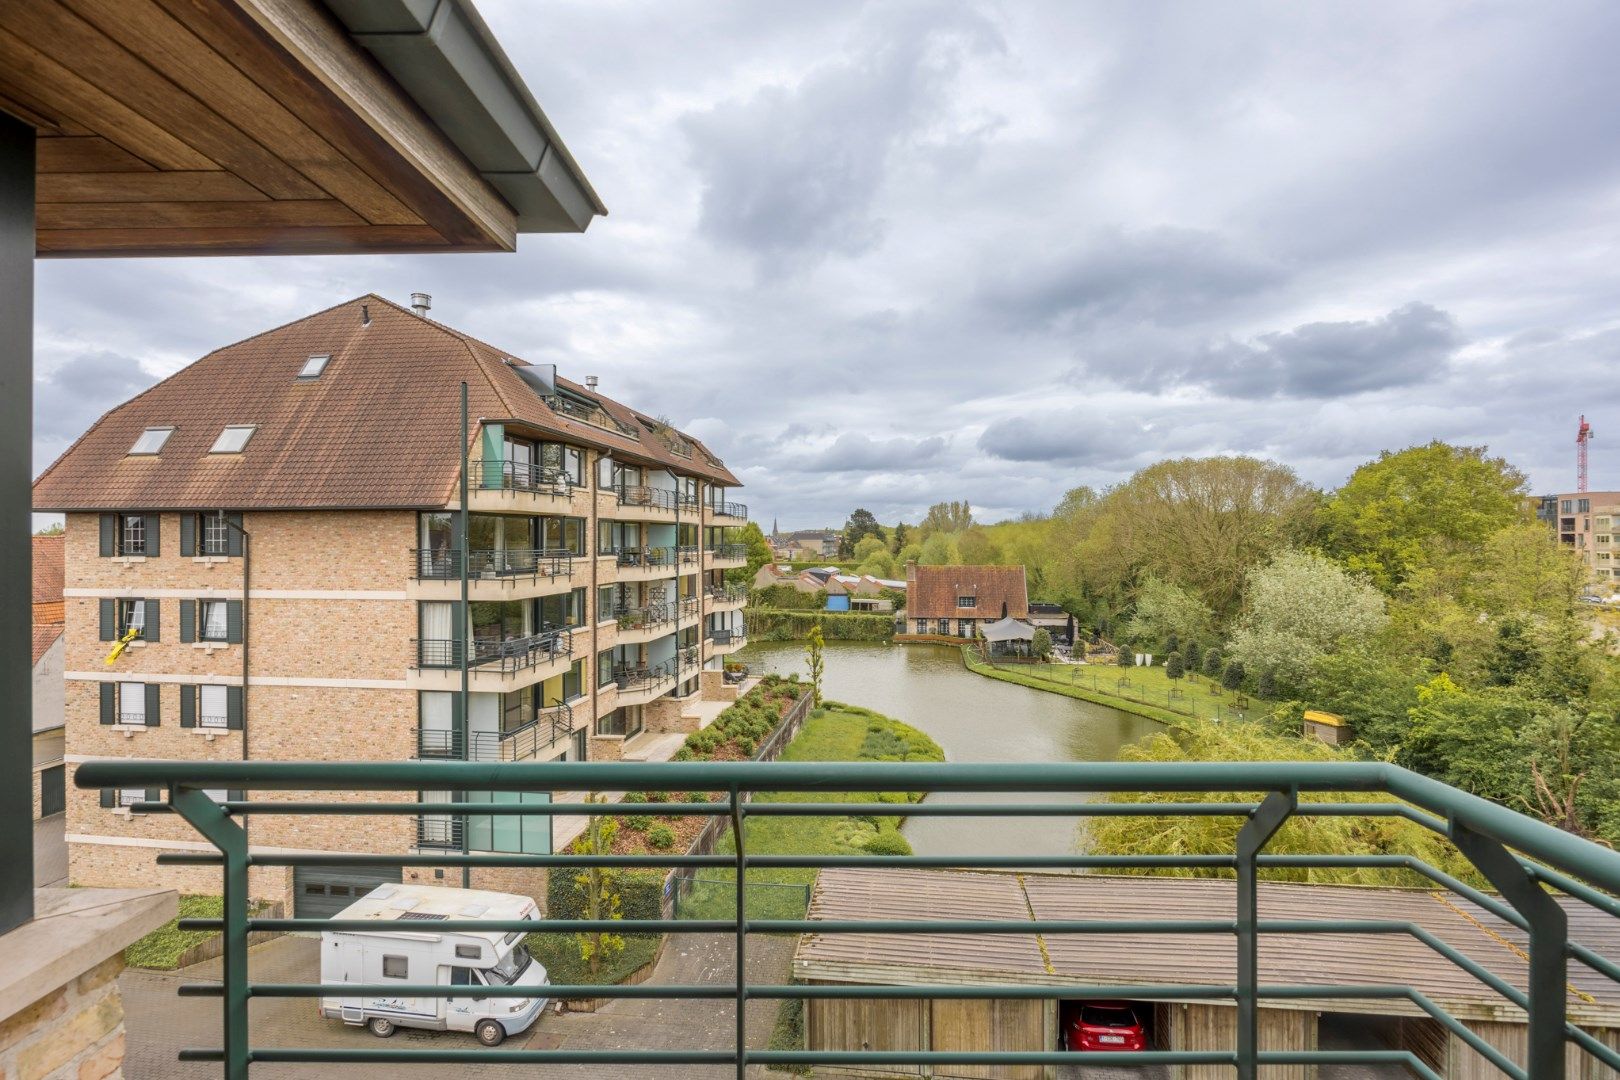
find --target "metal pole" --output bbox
[172,787,249,1080]
[731,785,747,1080]
[218,512,251,848]
[1452,824,1567,1077]
[0,113,35,935]
[1236,790,1293,1080]
[459,382,470,888]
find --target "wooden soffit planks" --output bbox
[2,0,519,257]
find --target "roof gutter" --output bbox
[320,0,607,232]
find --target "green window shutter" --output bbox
[99,682,115,725]
[147,514,160,557]
[226,600,243,644]
[179,513,195,557]
[179,600,195,644]
[99,599,114,642]
[99,514,115,556]
[179,684,196,728]
[99,789,115,808]
[226,685,243,730]
[144,600,160,642]
[145,683,161,726]
[227,513,243,557]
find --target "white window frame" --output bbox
[201,513,230,555]
[128,427,174,455]
[210,425,256,454]
[120,598,146,634]
[298,354,330,378]
[118,682,145,726]
[957,596,977,609]
[199,684,229,729]
[119,515,147,556]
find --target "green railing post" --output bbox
[1236,790,1294,1080]
[171,787,250,1080]
[731,786,747,1080]
[1452,823,1568,1077]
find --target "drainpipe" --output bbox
[218,512,250,848]
[458,383,470,889]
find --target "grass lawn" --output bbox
[962,647,1270,724]
[526,930,661,987]
[124,895,224,969]
[677,702,943,922]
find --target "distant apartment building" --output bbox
[1552,491,1620,587]
[31,295,752,914]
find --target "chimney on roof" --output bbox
[361,303,370,327]
[410,292,432,317]
[585,375,599,391]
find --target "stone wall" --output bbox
[0,955,125,1080]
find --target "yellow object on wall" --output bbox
[103,626,140,665]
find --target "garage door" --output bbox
[293,865,402,920]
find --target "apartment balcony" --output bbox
[706,626,747,655]
[612,484,685,521]
[406,547,577,600]
[706,583,749,610]
[414,703,575,763]
[706,499,748,522]
[706,542,749,568]
[677,544,703,568]
[74,759,1620,1076]
[408,629,574,693]
[612,603,675,645]
[611,657,679,706]
[464,459,578,514]
[613,546,680,582]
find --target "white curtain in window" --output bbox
[421,602,453,642]
[202,601,228,640]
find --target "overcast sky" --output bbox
[34,1,1620,530]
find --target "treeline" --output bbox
[841,443,1620,844]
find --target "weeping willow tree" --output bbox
[1083,721,1481,889]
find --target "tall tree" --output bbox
[728,521,773,586]
[919,500,974,537]
[839,508,882,557]
[957,527,1001,564]
[805,624,825,706]
[1227,549,1388,687]
[1123,578,1211,649]
[1320,441,1529,589]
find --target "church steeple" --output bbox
[772,517,778,537]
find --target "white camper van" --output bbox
[319,883,549,1047]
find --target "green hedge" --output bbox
[745,608,895,642]
[546,865,664,921]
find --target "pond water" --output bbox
[736,640,1162,858]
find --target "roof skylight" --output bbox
[297,353,330,379]
[128,427,174,455]
[209,425,256,454]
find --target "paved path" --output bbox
[121,931,795,1080]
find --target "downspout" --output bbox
[588,452,599,761]
[219,512,251,848]
[459,383,471,889]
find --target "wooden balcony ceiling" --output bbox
[3,0,604,257]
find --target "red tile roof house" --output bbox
[897,562,1029,641]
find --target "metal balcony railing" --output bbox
[613,603,672,632]
[467,459,575,496]
[72,759,1620,1079]
[414,705,573,763]
[707,627,737,645]
[708,542,748,561]
[413,629,571,673]
[542,393,637,436]
[409,547,573,581]
[708,499,748,519]
[677,594,703,619]
[616,547,676,569]
[677,543,702,565]
[615,484,680,512]
[612,656,678,693]
[707,583,749,604]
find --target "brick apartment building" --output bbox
[31,295,751,913]
[1552,490,1620,589]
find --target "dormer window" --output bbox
[128,427,173,455]
[210,425,256,453]
[298,354,330,379]
[957,595,977,608]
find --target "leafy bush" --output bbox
[1117,646,1134,668]
[644,790,668,803]
[624,791,646,804]
[1223,659,1246,691]
[1203,647,1223,677]
[1165,651,1185,680]
[863,828,913,856]
[625,815,652,831]
[647,825,675,850]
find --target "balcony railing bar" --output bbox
[414,630,571,673]
[467,459,576,495]
[614,484,679,511]
[410,547,573,581]
[78,759,1620,1079]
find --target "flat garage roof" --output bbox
[792,868,1620,1028]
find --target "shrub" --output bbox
[647,825,675,850]
[864,828,913,856]
[1165,651,1185,680]
[1223,659,1246,692]
[625,815,652,832]
[548,866,662,922]
[624,791,646,804]
[1185,640,1202,671]
[1117,645,1133,668]
[1203,648,1223,678]
[738,737,757,756]
[1165,632,1180,655]
[1257,668,1277,699]
[644,790,668,803]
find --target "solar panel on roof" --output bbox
[396,912,448,921]
[509,362,557,397]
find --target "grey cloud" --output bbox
[35,351,158,442]
[978,411,1142,467]
[806,432,949,472]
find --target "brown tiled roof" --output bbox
[905,563,1027,619]
[32,533,63,604]
[32,622,62,667]
[32,295,740,512]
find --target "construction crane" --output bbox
[1578,415,1595,492]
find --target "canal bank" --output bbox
[736,641,1160,858]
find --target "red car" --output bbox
[1062,1001,1147,1051]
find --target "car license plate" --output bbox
[1099,1035,1125,1044]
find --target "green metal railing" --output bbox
[72,759,1620,1078]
